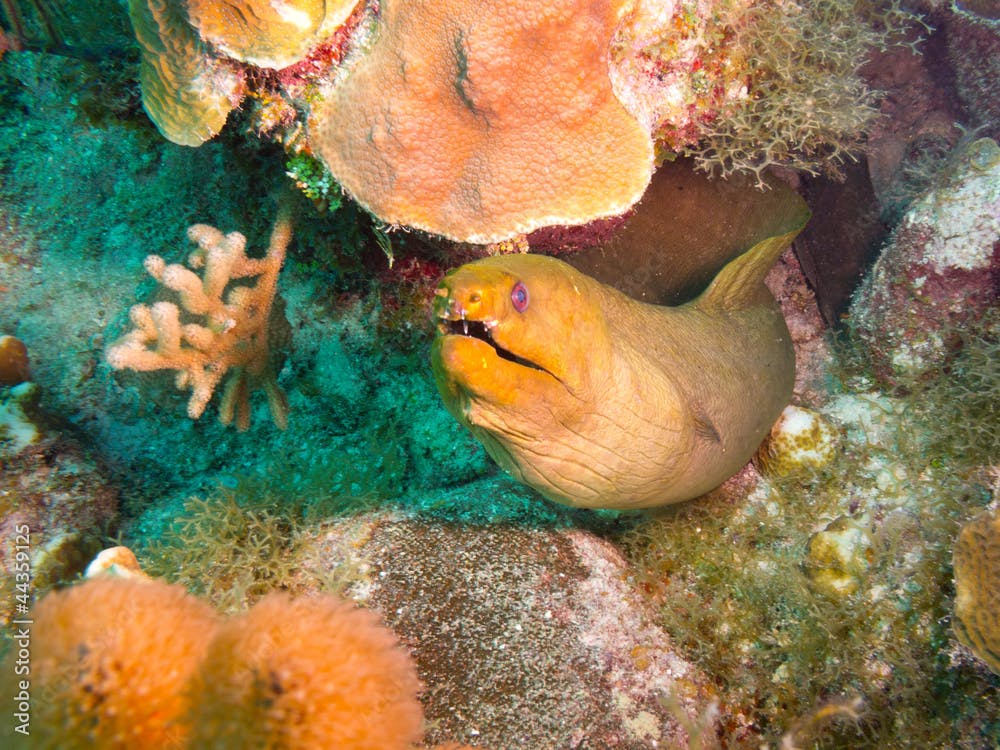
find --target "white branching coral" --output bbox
[107,210,292,430]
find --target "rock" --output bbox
[303,512,725,749]
[792,159,887,326]
[946,5,1000,140]
[765,249,833,406]
[861,26,964,222]
[0,384,119,627]
[848,137,1000,386]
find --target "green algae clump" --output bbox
[686,0,922,183]
[142,492,308,613]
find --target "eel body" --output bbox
[430,222,806,510]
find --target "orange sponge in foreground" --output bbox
[0,577,220,749]
[2,576,446,749]
[187,592,425,750]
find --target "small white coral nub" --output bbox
[85,546,151,581]
[754,405,839,477]
[802,516,873,600]
[107,210,292,430]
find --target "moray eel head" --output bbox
[432,255,610,414]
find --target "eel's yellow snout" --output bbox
[433,265,512,322]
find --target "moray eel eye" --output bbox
[510,281,529,312]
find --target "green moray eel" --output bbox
[431,170,809,510]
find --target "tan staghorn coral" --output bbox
[952,508,1000,673]
[309,0,654,244]
[127,0,245,146]
[187,0,362,69]
[107,210,291,430]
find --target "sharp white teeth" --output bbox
[463,319,469,335]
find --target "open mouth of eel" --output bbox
[437,316,550,375]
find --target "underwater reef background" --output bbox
[1,1,999,748]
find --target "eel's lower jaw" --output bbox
[436,315,555,378]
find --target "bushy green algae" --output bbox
[685,0,923,184]
[898,310,1000,468]
[621,316,1000,748]
[141,492,308,613]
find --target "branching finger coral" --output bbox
[107,209,292,430]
